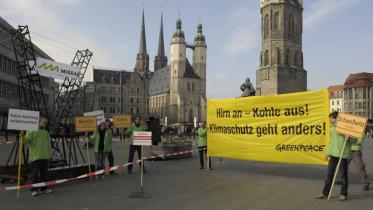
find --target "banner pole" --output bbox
[327,138,348,200]
[16,131,24,200]
[140,145,144,192]
[86,131,92,182]
[121,132,125,174]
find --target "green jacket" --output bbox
[89,128,113,152]
[123,123,148,145]
[350,135,365,151]
[326,125,354,159]
[24,129,52,162]
[198,127,207,147]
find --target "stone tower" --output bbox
[154,12,168,71]
[135,9,149,73]
[169,18,186,123]
[193,23,207,122]
[256,0,307,96]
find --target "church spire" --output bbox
[139,8,147,54]
[135,7,149,73]
[157,12,165,57]
[154,11,168,71]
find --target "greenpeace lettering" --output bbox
[207,89,330,165]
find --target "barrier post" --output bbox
[86,132,92,182]
[16,131,24,199]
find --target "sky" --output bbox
[0,0,372,98]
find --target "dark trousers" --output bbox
[198,146,211,168]
[30,159,49,192]
[106,150,115,174]
[128,145,145,171]
[322,156,349,196]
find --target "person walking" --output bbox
[198,122,211,170]
[123,116,148,174]
[316,112,355,201]
[24,117,52,196]
[349,135,370,191]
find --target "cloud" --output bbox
[0,0,119,81]
[304,0,361,29]
[222,3,260,54]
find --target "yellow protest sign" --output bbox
[335,113,367,141]
[75,116,97,132]
[207,89,330,165]
[113,115,131,128]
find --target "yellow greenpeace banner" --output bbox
[207,89,330,165]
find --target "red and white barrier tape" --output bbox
[0,147,206,192]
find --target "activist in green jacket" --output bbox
[198,127,207,147]
[89,127,113,152]
[122,122,148,145]
[24,128,52,162]
[326,124,355,159]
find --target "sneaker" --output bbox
[31,191,40,197]
[41,189,53,194]
[363,183,369,191]
[315,193,326,199]
[339,195,347,201]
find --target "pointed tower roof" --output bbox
[139,9,147,54]
[157,12,165,57]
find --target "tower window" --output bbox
[294,51,299,67]
[264,50,269,66]
[286,49,290,66]
[288,15,295,38]
[274,12,279,29]
[276,48,281,65]
[192,83,195,91]
[264,14,269,38]
[187,82,190,91]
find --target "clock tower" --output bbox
[256,0,307,96]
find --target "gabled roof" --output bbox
[183,58,200,79]
[149,66,170,96]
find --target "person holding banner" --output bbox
[123,116,148,174]
[24,117,52,197]
[198,122,211,170]
[316,112,355,201]
[89,122,113,179]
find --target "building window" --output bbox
[286,49,290,66]
[187,82,190,91]
[332,101,334,105]
[274,12,279,29]
[288,15,295,38]
[337,100,339,105]
[130,98,133,103]
[192,83,195,91]
[136,108,139,113]
[137,88,139,94]
[276,48,281,65]
[137,98,139,103]
[264,14,269,38]
[264,50,269,66]
[294,51,299,67]
[130,108,133,114]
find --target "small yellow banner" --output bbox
[75,116,97,132]
[207,89,330,165]
[113,115,131,128]
[335,113,367,141]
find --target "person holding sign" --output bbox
[123,116,148,174]
[316,112,355,201]
[198,122,211,170]
[89,122,113,179]
[24,117,52,197]
[349,135,370,191]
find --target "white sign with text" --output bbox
[133,131,152,146]
[84,110,105,125]
[7,109,39,131]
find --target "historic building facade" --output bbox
[87,11,207,124]
[328,85,344,113]
[256,0,307,95]
[149,15,207,124]
[343,72,373,119]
